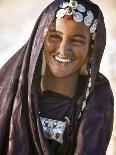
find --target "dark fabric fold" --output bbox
[0,0,114,155]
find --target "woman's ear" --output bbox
[88,38,93,57]
[80,41,93,76]
[40,45,46,77]
[79,57,89,76]
[41,51,46,76]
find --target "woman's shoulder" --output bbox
[95,72,110,84]
[92,72,114,110]
[94,72,113,97]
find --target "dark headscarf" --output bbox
[0,0,113,155]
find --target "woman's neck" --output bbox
[41,66,79,98]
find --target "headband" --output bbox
[56,0,98,40]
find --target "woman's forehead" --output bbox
[48,18,91,38]
[54,0,98,40]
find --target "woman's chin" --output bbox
[49,69,67,78]
[50,69,76,78]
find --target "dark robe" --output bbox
[0,0,114,155]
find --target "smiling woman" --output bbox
[42,18,91,97]
[0,0,114,155]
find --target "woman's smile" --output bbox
[54,55,73,63]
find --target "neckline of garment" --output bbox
[41,90,73,100]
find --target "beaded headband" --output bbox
[56,0,98,40]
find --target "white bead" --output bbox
[92,33,96,40]
[78,112,81,119]
[90,19,98,33]
[86,88,89,98]
[88,77,91,87]
[82,101,86,111]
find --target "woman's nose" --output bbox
[58,39,72,57]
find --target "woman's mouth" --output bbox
[54,55,73,63]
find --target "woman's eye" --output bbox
[72,39,84,45]
[49,34,61,40]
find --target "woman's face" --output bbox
[43,17,91,78]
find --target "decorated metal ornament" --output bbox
[40,117,67,144]
[56,0,98,40]
[73,12,83,22]
[84,11,94,26]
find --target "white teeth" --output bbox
[54,56,72,63]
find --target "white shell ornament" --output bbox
[73,12,83,22]
[56,9,66,18]
[87,11,94,19]
[77,4,86,12]
[60,2,69,8]
[84,16,93,26]
[84,11,94,26]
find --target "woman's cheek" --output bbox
[47,40,59,51]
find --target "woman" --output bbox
[0,0,114,155]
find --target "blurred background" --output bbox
[0,0,115,154]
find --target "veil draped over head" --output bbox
[0,0,113,155]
